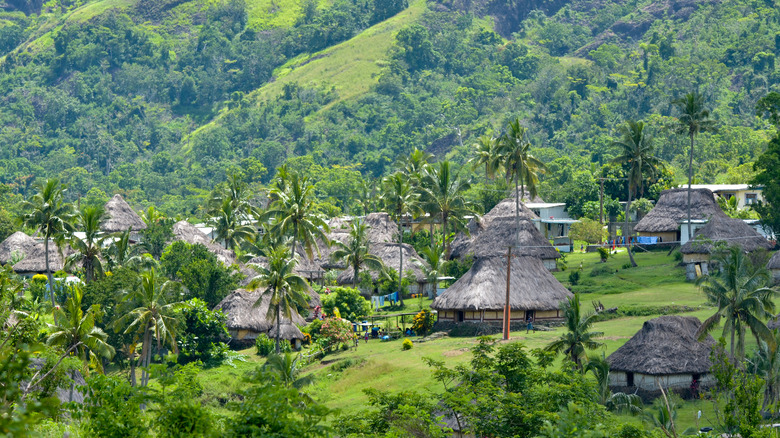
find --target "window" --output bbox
[746,193,758,205]
[626,372,634,387]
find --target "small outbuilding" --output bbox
[0,231,38,267]
[101,194,146,239]
[680,214,773,280]
[10,242,65,277]
[607,316,715,397]
[634,188,725,244]
[336,242,429,295]
[431,256,572,324]
[214,289,308,348]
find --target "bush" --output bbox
[568,271,580,285]
[255,334,275,356]
[175,298,230,366]
[320,317,354,349]
[321,286,372,321]
[302,319,324,341]
[570,218,606,244]
[402,338,413,350]
[597,247,610,261]
[621,262,632,270]
[411,309,435,336]
[31,274,47,283]
[590,265,613,277]
[672,249,683,262]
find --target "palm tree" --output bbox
[545,293,604,369]
[116,269,182,386]
[748,331,780,412]
[47,284,115,372]
[497,119,546,248]
[66,205,109,283]
[139,206,173,260]
[20,178,74,307]
[330,218,384,290]
[611,120,664,268]
[262,352,313,389]
[105,228,153,271]
[400,148,433,186]
[672,92,716,242]
[381,172,419,307]
[420,161,478,259]
[248,246,310,354]
[585,353,642,414]
[264,171,329,260]
[416,244,445,298]
[470,134,501,183]
[696,245,777,360]
[211,197,254,251]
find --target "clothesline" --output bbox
[371,292,400,309]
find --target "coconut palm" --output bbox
[105,228,154,271]
[673,92,717,242]
[46,284,115,371]
[470,134,501,182]
[116,269,182,386]
[262,352,313,389]
[211,197,254,251]
[416,244,445,298]
[330,218,384,290]
[585,353,642,414]
[545,293,604,369]
[497,119,546,249]
[696,245,777,360]
[139,206,173,260]
[611,120,664,268]
[248,245,310,354]
[748,332,780,412]
[381,172,419,307]
[264,171,329,260]
[400,148,433,186]
[420,161,478,259]
[20,178,74,307]
[66,205,109,283]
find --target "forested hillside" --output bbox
[0,0,778,218]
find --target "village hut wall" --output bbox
[609,371,715,392]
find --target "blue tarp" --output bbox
[636,236,659,245]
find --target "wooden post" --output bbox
[503,246,512,340]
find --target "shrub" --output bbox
[597,247,610,262]
[568,271,580,285]
[672,249,683,262]
[402,338,413,350]
[175,298,230,366]
[411,309,435,336]
[31,274,47,283]
[302,319,324,341]
[589,265,613,277]
[320,317,354,349]
[321,286,372,321]
[569,218,605,244]
[255,334,275,356]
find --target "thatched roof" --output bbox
[451,198,540,259]
[680,215,772,255]
[337,242,428,285]
[101,194,146,233]
[470,217,559,259]
[634,188,725,233]
[608,316,715,375]
[214,289,306,333]
[430,256,572,311]
[171,221,236,266]
[268,322,305,340]
[12,242,65,273]
[363,212,399,244]
[768,251,780,270]
[240,257,322,308]
[0,232,37,266]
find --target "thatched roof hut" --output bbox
[363,212,399,244]
[470,217,560,261]
[268,322,305,341]
[240,257,322,309]
[11,242,65,274]
[451,197,540,260]
[0,232,37,266]
[768,252,780,284]
[336,242,428,286]
[607,316,715,393]
[680,215,772,256]
[214,289,307,341]
[101,194,146,233]
[171,221,236,266]
[431,256,572,323]
[634,188,725,235]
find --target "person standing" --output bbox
[526,317,534,334]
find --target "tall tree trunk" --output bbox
[291,223,298,260]
[730,323,735,359]
[514,175,521,249]
[275,301,281,354]
[443,213,450,260]
[398,218,404,307]
[44,236,55,307]
[353,263,359,290]
[687,134,694,244]
[626,186,637,267]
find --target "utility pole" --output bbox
[503,246,512,340]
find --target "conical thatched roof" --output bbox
[430,256,572,311]
[363,212,399,244]
[101,194,146,233]
[680,215,772,254]
[608,316,715,375]
[337,242,428,285]
[768,251,780,270]
[12,242,65,274]
[634,188,725,233]
[214,289,306,333]
[0,232,37,266]
[171,221,236,266]
[469,217,559,259]
[268,322,305,340]
[451,198,540,259]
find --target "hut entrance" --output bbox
[457,311,464,322]
[626,372,634,387]
[525,310,534,322]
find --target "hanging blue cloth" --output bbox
[379,296,385,306]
